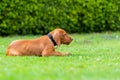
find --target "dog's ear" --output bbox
[52,31,61,46]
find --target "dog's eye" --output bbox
[63,34,67,36]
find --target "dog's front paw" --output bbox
[64,52,71,56]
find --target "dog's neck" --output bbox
[47,33,57,46]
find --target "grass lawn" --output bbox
[0,32,120,80]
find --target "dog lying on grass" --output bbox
[6,28,73,56]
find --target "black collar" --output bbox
[47,33,57,46]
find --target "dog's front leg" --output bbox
[41,46,70,56]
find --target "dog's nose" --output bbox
[71,38,73,41]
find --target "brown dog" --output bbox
[6,28,73,56]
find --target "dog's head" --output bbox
[50,28,73,46]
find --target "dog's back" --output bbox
[6,36,49,56]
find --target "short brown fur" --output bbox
[6,28,73,56]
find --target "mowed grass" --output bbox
[0,32,120,80]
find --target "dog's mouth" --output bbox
[62,38,73,45]
[66,42,70,45]
[63,41,71,45]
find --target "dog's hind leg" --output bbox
[6,49,20,56]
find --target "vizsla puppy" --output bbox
[6,28,73,56]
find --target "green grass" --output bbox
[0,32,120,80]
